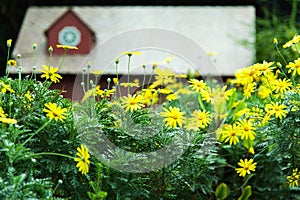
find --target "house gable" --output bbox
[45,9,95,54]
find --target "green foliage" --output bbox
[88,163,108,200]
[256,0,300,62]
[0,76,94,199]
[215,183,229,200]
[238,185,252,200]
[0,125,53,199]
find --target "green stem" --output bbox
[289,0,298,30]
[52,180,63,197]
[87,66,90,90]
[226,163,236,169]
[147,69,154,87]
[23,119,52,146]
[275,44,288,65]
[116,62,119,84]
[127,55,132,95]
[31,48,37,80]
[95,164,102,194]
[95,75,98,87]
[107,80,110,90]
[5,47,10,76]
[115,63,122,96]
[49,50,53,67]
[33,152,74,160]
[58,50,67,71]
[197,94,206,111]
[18,68,21,89]
[142,66,146,91]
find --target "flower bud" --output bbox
[87,61,91,69]
[48,46,53,53]
[7,39,12,47]
[32,43,37,50]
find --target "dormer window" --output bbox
[45,9,95,55]
[58,26,81,46]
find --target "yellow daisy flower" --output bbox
[257,61,275,75]
[188,79,208,93]
[189,110,212,129]
[0,107,7,118]
[120,94,145,112]
[43,102,68,121]
[283,35,300,48]
[91,70,103,76]
[142,89,158,106]
[0,117,17,124]
[7,59,17,66]
[153,68,175,86]
[236,119,256,140]
[56,44,78,50]
[120,51,141,56]
[286,58,300,76]
[221,124,241,145]
[74,144,90,175]
[235,158,257,177]
[40,65,62,83]
[157,88,173,94]
[272,78,292,94]
[96,87,115,98]
[25,91,34,101]
[160,106,185,128]
[120,82,139,88]
[243,82,256,99]
[232,64,260,86]
[249,147,255,154]
[286,168,300,187]
[265,102,288,119]
[166,93,178,101]
[257,85,272,99]
[0,81,15,94]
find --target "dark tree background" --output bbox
[0,0,293,76]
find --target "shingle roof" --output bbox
[13,6,255,76]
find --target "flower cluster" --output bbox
[3,32,300,199]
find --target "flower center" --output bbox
[52,110,60,117]
[172,115,179,120]
[129,99,137,105]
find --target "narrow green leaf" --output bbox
[238,185,252,200]
[215,183,229,200]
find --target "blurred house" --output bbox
[13,6,255,100]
